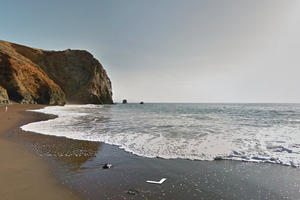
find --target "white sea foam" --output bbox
[21,103,300,167]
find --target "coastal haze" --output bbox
[1,0,300,103]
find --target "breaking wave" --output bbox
[21,103,300,167]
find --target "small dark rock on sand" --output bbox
[127,189,139,195]
[214,156,223,161]
[102,163,112,169]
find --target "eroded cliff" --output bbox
[0,85,9,104]
[0,40,113,105]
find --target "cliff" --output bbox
[0,85,9,104]
[0,40,113,105]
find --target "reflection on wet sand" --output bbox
[15,129,101,170]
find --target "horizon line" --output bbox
[113,101,300,104]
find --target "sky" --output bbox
[1,0,300,103]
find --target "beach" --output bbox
[0,104,80,200]
[1,104,300,200]
[2,1,300,199]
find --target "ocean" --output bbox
[21,103,300,168]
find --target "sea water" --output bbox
[21,103,300,167]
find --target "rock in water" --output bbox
[122,99,127,104]
[214,156,223,161]
[0,40,113,105]
[140,101,144,104]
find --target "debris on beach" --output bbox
[102,163,112,169]
[214,156,223,161]
[127,189,139,195]
[146,178,167,185]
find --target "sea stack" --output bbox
[0,40,113,105]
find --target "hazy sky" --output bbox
[1,0,300,103]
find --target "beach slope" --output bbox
[0,104,79,200]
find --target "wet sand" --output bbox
[0,104,80,200]
[36,142,300,200]
[2,104,300,200]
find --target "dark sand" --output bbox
[0,104,80,200]
[2,104,300,200]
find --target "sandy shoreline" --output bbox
[0,104,80,200]
[1,104,300,200]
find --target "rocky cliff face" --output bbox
[0,40,113,105]
[0,85,9,104]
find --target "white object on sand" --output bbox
[5,106,8,112]
[146,178,167,185]
[102,163,112,169]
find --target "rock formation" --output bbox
[0,40,113,105]
[0,86,9,104]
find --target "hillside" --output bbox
[0,40,113,105]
